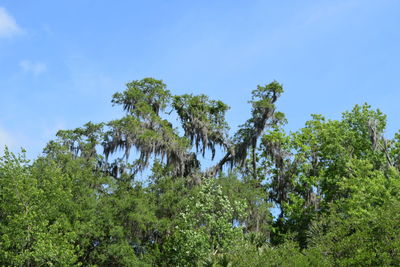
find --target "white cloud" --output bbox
[0,126,16,150]
[42,121,66,139]
[0,7,22,38]
[20,60,47,76]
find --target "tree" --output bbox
[162,179,246,266]
[0,148,79,265]
[5,77,400,265]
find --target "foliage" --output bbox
[2,78,400,266]
[162,178,246,266]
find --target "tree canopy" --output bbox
[2,78,400,266]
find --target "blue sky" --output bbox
[1,0,400,159]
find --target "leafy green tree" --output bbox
[260,104,398,247]
[6,77,400,266]
[0,148,79,266]
[162,179,246,266]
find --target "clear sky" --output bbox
[1,0,400,159]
